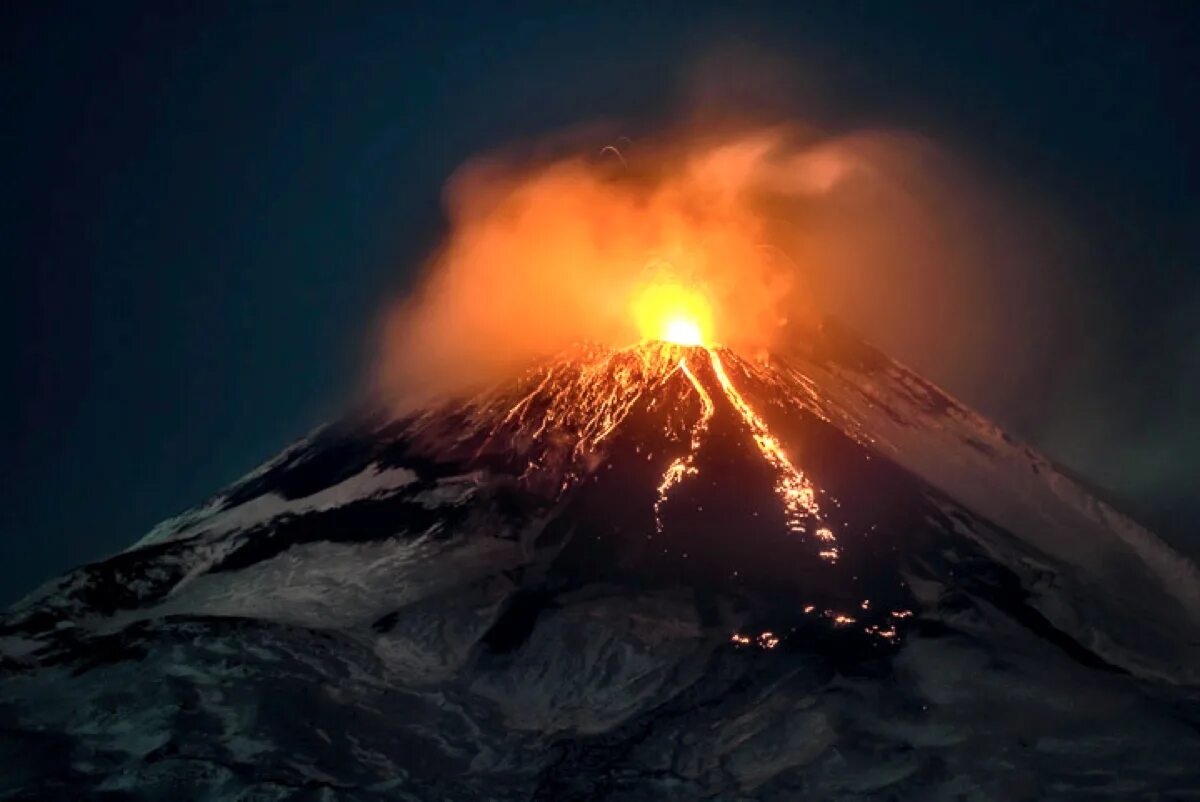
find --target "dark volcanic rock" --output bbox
[3,333,1199,800]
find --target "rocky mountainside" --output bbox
[3,325,1199,800]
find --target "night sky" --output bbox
[2,2,1197,603]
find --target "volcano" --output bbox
[3,323,1199,800]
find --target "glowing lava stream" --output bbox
[655,346,840,561]
[490,336,839,560]
[653,358,714,532]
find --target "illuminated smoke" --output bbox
[380,129,799,404]
[378,120,1059,417]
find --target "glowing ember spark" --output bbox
[865,624,899,641]
[757,631,780,649]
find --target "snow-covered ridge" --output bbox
[134,463,419,549]
[5,332,1200,798]
[785,348,1200,619]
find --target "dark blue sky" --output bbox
[3,2,1197,603]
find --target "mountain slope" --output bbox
[3,325,1199,800]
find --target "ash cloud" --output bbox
[378,104,1066,413]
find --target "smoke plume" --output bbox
[379,121,1062,410]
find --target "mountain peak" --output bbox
[4,327,1200,798]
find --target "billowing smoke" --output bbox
[379,121,1061,410]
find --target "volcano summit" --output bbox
[2,324,1199,800]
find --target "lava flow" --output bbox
[648,347,838,561]
[477,279,840,561]
[653,356,713,533]
[639,280,836,557]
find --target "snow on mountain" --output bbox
[2,325,1198,800]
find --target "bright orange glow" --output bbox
[380,131,818,406]
[631,281,713,345]
[368,118,995,653]
[664,319,704,346]
[379,113,1049,422]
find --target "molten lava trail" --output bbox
[654,358,714,532]
[489,342,838,559]
[653,346,839,560]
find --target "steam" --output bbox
[379,122,1062,409]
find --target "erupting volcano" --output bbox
[4,135,1200,800]
[503,278,835,562]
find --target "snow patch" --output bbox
[133,464,419,548]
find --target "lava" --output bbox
[629,279,834,555]
[475,267,837,559]
[440,334,905,645]
[650,346,840,559]
[653,357,713,532]
[495,342,682,460]
[489,340,840,558]
[705,347,833,555]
